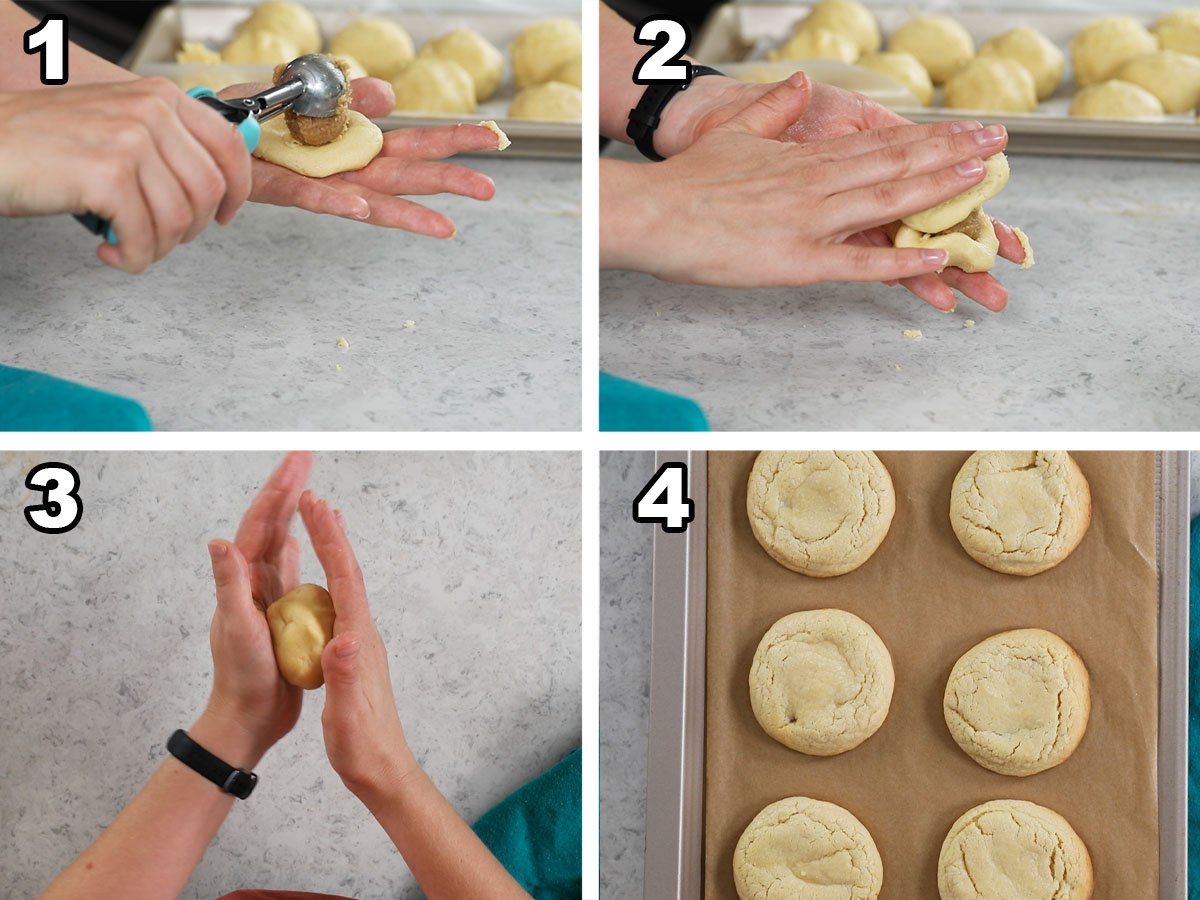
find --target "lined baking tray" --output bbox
[643,450,1188,899]
[126,4,581,159]
[693,4,1200,159]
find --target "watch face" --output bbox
[223,769,258,800]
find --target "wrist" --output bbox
[652,74,745,158]
[350,747,423,810]
[189,706,272,770]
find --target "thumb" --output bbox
[717,71,812,139]
[321,632,362,696]
[208,540,257,624]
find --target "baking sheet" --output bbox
[703,451,1160,899]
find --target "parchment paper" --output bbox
[704,451,1159,899]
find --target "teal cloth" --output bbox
[1190,517,1199,898]
[599,372,708,432]
[0,364,151,431]
[472,747,581,899]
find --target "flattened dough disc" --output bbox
[254,109,383,177]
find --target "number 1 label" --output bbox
[24,15,68,85]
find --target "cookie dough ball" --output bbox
[901,152,1009,234]
[276,56,350,146]
[750,609,894,756]
[769,26,859,63]
[944,57,1038,113]
[949,451,1092,576]
[978,26,1065,100]
[945,629,1090,776]
[508,81,582,120]
[938,800,1093,900]
[237,1,319,55]
[895,209,999,273]
[734,797,883,900]
[222,29,297,65]
[747,451,895,578]
[329,17,415,80]
[889,15,975,84]
[1069,78,1166,118]
[176,41,221,64]
[1154,8,1200,56]
[266,583,336,689]
[548,54,582,88]
[511,18,582,89]
[1115,50,1200,113]
[856,51,933,105]
[332,54,368,81]
[795,0,881,55]
[254,110,383,177]
[418,28,505,102]
[391,58,476,115]
[1070,16,1158,87]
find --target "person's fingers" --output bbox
[940,267,1010,312]
[805,119,983,163]
[174,90,254,226]
[299,490,372,630]
[716,71,813,140]
[823,124,1007,194]
[347,77,395,118]
[324,182,458,236]
[338,157,496,200]
[381,123,506,160]
[235,451,314,566]
[279,535,302,596]
[990,216,1027,264]
[321,632,363,696]
[827,158,989,235]
[90,165,156,273]
[249,160,372,219]
[815,243,949,284]
[209,539,259,627]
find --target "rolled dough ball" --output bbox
[901,152,1009,234]
[1115,49,1200,113]
[1154,8,1200,56]
[418,29,505,102]
[944,57,1037,113]
[511,18,582,89]
[895,209,999,273]
[978,26,1065,100]
[508,81,582,120]
[176,42,221,64]
[237,1,321,56]
[266,583,335,690]
[392,58,476,115]
[548,54,583,88]
[734,797,883,900]
[889,15,975,84]
[1070,15,1158,87]
[222,29,297,65]
[329,17,415,80]
[768,26,859,63]
[856,51,933,105]
[333,54,368,81]
[1069,79,1165,118]
[254,109,383,177]
[795,0,881,54]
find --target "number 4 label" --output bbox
[633,462,695,533]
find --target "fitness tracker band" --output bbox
[166,729,258,800]
[626,64,725,162]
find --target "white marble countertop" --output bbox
[0,157,580,431]
[600,149,1200,431]
[0,451,581,899]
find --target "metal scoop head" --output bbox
[278,53,347,118]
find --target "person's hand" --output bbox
[220,77,503,237]
[201,451,313,763]
[603,73,1010,291]
[656,74,1027,311]
[0,77,252,273]
[298,488,417,801]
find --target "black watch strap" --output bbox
[166,729,258,799]
[627,64,724,162]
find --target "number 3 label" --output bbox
[633,16,692,85]
[24,463,82,534]
[633,462,695,533]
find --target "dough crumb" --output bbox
[903,329,923,339]
[335,363,342,372]
[478,119,511,151]
[402,320,416,330]
[1012,226,1036,268]
[894,363,902,371]
[335,337,350,350]
[964,319,976,328]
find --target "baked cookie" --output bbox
[747,451,895,577]
[944,628,1090,776]
[750,609,894,756]
[734,796,883,900]
[938,800,1093,899]
[949,451,1092,576]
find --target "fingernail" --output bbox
[956,158,984,177]
[974,124,1006,145]
[208,540,226,558]
[335,638,359,659]
[344,200,370,220]
[921,249,948,266]
[950,120,982,133]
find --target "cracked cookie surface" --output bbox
[938,800,1093,899]
[944,628,1090,776]
[747,451,895,578]
[949,451,1091,576]
[750,609,894,756]
[734,796,883,900]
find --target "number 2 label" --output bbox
[632,462,695,533]
[633,16,692,85]
[24,15,68,86]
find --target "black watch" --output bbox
[626,64,724,161]
[166,729,258,799]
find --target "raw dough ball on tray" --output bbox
[511,18,582,89]
[1069,79,1165,118]
[1153,8,1200,56]
[1114,49,1200,114]
[222,29,296,65]
[856,51,933,105]
[329,17,415,80]
[978,26,1065,100]
[944,57,1038,113]
[508,81,582,120]
[392,58,476,115]
[889,15,975,84]
[1070,15,1158,87]
[418,28,506,103]
[237,1,321,56]
[769,26,859,63]
[794,0,881,55]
